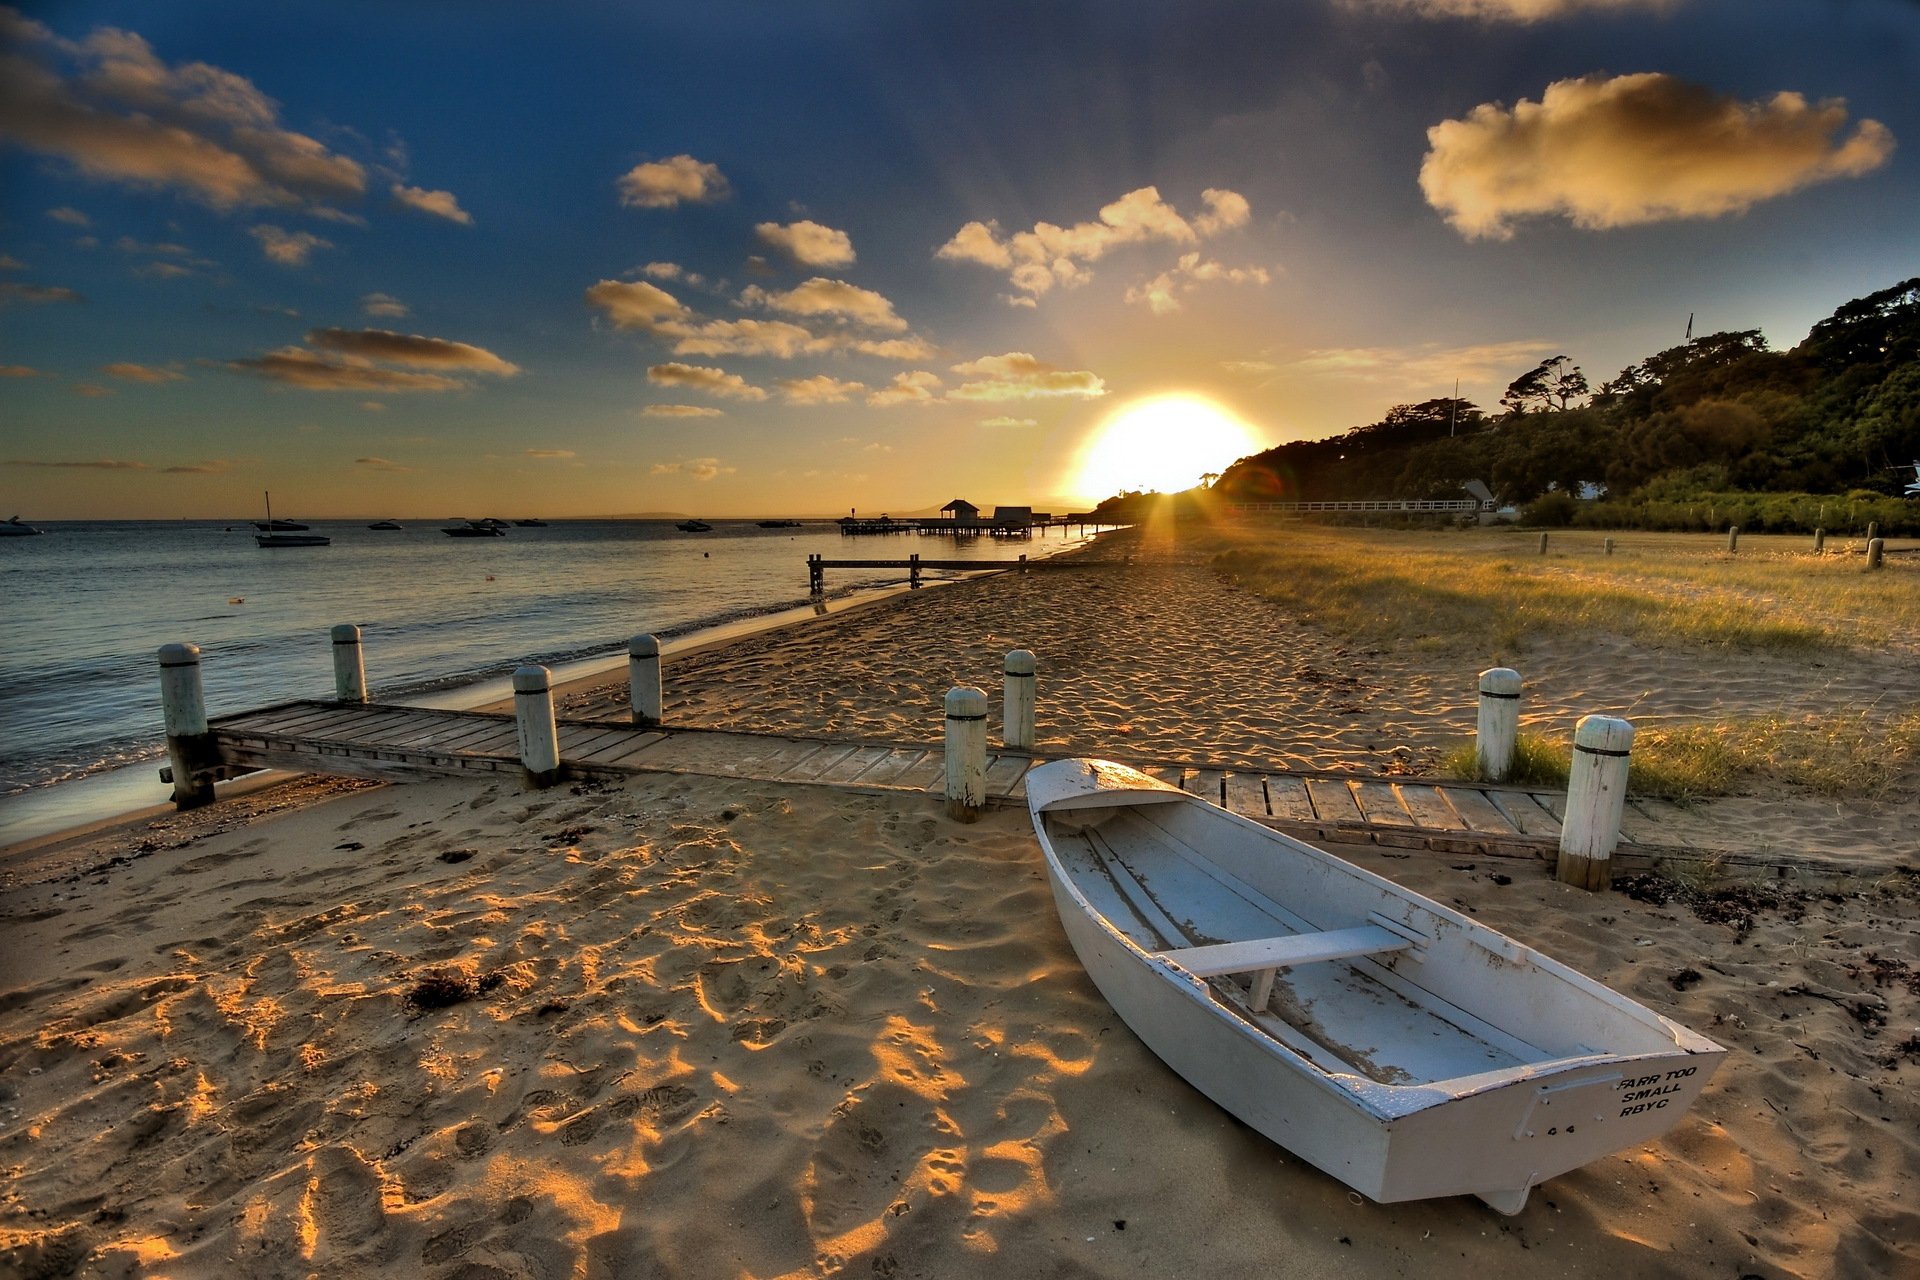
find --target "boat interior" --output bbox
[1042,802,1684,1093]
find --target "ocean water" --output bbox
[0,518,1096,802]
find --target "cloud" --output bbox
[649,456,733,481]
[354,456,415,472]
[45,205,89,226]
[979,416,1037,427]
[6,457,146,468]
[160,459,233,474]
[755,220,855,268]
[523,448,575,459]
[647,361,767,400]
[0,253,22,270]
[641,261,684,280]
[0,281,83,304]
[1421,72,1896,240]
[361,292,408,318]
[102,361,185,383]
[0,364,39,377]
[642,404,724,418]
[937,186,1251,298]
[249,224,332,266]
[306,327,520,375]
[587,277,926,361]
[225,346,467,392]
[947,352,1108,401]
[866,370,943,408]
[72,382,113,397]
[777,374,866,405]
[740,277,907,331]
[1125,252,1272,315]
[1287,338,1558,385]
[0,12,366,212]
[134,261,194,279]
[390,183,472,225]
[1220,359,1279,376]
[617,154,728,208]
[1340,0,1674,21]
[359,400,385,412]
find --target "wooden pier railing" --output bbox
[806,553,1085,593]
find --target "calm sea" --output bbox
[0,518,1095,805]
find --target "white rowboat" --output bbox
[1026,758,1726,1214]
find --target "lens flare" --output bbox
[1070,394,1263,502]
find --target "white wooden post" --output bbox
[1867,538,1885,570]
[1476,667,1522,782]
[1604,537,1614,556]
[157,642,214,809]
[1003,650,1036,751]
[944,685,988,822]
[1867,521,1879,544]
[628,633,662,726]
[513,665,562,788]
[1557,715,1634,891]
[1538,532,1549,555]
[331,624,368,703]
[1813,528,1825,555]
[1726,526,1739,553]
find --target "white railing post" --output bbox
[944,685,988,822]
[331,624,368,703]
[1867,538,1885,570]
[1003,650,1036,751]
[628,633,662,726]
[157,642,214,809]
[1476,667,1522,782]
[513,665,562,788]
[1557,715,1634,891]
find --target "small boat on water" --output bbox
[368,520,404,530]
[756,519,801,528]
[1026,758,1725,1215]
[676,519,713,532]
[1,516,45,537]
[253,493,329,548]
[477,517,512,529]
[513,518,549,527]
[442,520,506,538]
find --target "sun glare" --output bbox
[1071,394,1263,502]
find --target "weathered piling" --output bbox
[1475,668,1522,782]
[1003,650,1036,750]
[1604,537,1615,556]
[157,642,215,809]
[628,633,662,726]
[807,553,823,595]
[1538,532,1549,555]
[1867,538,1885,570]
[1813,527,1825,555]
[909,552,922,589]
[513,665,562,788]
[1727,526,1739,553]
[331,624,368,703]
[943,685,988,821]
[1867,521,1879,544]
[1557,715,1634,890]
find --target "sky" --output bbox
[1,0,1915,519]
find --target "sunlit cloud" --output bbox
[755,219,855,268]
[523,448,575,459]
[979,416,1037,427]
[1220,359,1279,376]
[777,373,866,404]
[617,154,729,208]
[249,224,332,266]
[1422,72,1896,240]
[72,382,113,397]
[937,186,1251,299]
[307,328,520,375]
[102,361,185,383]
[1341,0,1675,20]
[160,458,233,474]
[359,400,385,412]
[45,205,89,226]
[647,361,767,400]
[1126,252,1272,315]
[0,281,83,304]
[114,236,191,256]
[642,403,724,417]
[587,277,929,360]
[649,456,734,481]
[948,352,1107,401]
[134,261,194,279]
[6,457,145,468]
[0,364,39,377]
[225,346,466,392]
[1287,338,1559,388]
[354,456,415,472]
[866,370,942,408]
[361,292,408,318]
[0,11,366,211]
[740,277,907,331]
[0,254,22,270]
[390,183,473,224]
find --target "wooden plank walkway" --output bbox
[206,699,1736,866]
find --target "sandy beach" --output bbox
[3,525,1916,1278]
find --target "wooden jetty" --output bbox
[187,699,1777,874]
[806,552,1092,593]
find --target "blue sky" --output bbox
[3,0,1916,517]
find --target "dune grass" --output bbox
[1442,711,1920,802]
[1205,523,1912,658]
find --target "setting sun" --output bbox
[1070,394,1265,502]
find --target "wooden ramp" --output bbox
[207,700,1729,865]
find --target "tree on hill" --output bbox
[1501,356,1589,415]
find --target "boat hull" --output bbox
[1029,758,1725,1214]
